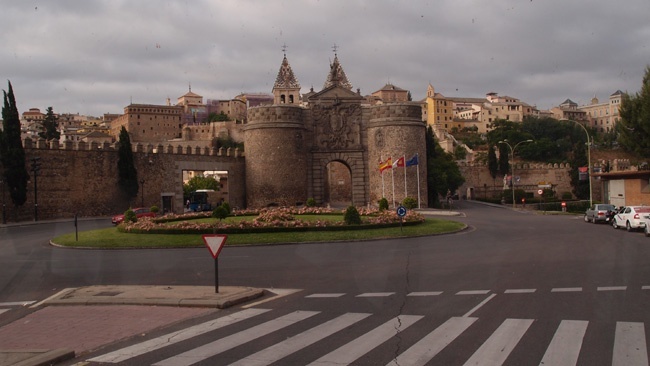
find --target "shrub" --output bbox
[150,205,159,214]
[378,197,389,211]
[220,202,231,214]
[124,208,137,223]
[402,197,417,209]
[561,192,573,200]
[344,206,362,225]
[306,198,316,207]
[212,206,229,220]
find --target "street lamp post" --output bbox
[562,119,592,208]
[140,179,145,207]
[1,178,6,225]
[499,139,533,208]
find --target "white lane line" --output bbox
[407,291,443,296]
[0,301,36,306]
[154,310,319,366]
[306,293,346,298]
[242,288,302,308]
[387,316,477,366]
[539,320,588,366]
[504,289,536,294]
[551,287,583,293]
[88,308,271,363]
[308,315,423,366]
[613,322,649,366]
[642,286,650,290]
[356,292,395,297]
[0,309,8,315]
[463,293,497,318]
[457,290,491,295]
[597,286,627,291]
[230,312,371,366]
[462,318,534,366]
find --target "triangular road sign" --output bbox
[203,234,227,259]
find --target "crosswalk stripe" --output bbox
[307,315,423,365]
[462,318,534,366]
[539,320,588,366]
[613,322,649,366]
[230,312,371,366]
[407,291,443,296]
[154,310,319,366]
[386,316,477,366]
[88,308,271,363]
[306,293,346,298]
[357,292,395,297]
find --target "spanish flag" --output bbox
[379,158,392,172]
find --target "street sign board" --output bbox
[538,189,543,195]
[396,205,407,217]
[203,234,227,259]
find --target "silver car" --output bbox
[584,204,616,224]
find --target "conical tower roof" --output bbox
[323,54,352,90]
[273,55,300,89]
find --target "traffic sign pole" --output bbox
[203,234,228,294]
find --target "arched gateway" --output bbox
[244,52,428,209]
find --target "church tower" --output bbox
[272,51,301,105]
[323,52,353,90]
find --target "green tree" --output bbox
[0,81,29,208]
[498,143,510,176]
[487,144,498,179]
[617,66,650,157]
[183,175,220,198]
[426,126,465,207]
[117,126,139,200]
[208,112,230,122]
[38,106,60,141]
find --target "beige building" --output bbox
[110,104,183,142]
[550,99,588,122]
[577,90,624,133]
[371,83,410,104]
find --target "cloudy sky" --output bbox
[1,0,648,117]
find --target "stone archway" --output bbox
[324,160,352,207]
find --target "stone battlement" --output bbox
[369,103,423,120]
[458,161,572,170]
[22,137,244,158]
[247,104,305,124]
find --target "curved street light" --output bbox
[499,139,534,208]
[561,119,592,208]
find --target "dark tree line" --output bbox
[0,81,29,210]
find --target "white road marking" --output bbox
[0,309,9,315]
[307,315,423,365]
[154,310,319,366]
[613,322,649,366]
[88,308,271,363]
[463,293,497,318]
[504,289,536,294]
[230,312,371,366]
[0,301,36,306]
[242,288,302,308]
[306,293,346,298]
[457,290,491,295]
[356,292,395,297]
[539,320,588,366]
[30,288,74,308]
[407,291,443,296]
[462,318,534,366]
[598,286,627,291]
[387,316,477,366]
[551,287,583,293]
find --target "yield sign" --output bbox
[203,234,227,259]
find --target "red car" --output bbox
[111,207,156,225]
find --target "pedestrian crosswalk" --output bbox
[86,307,650,366]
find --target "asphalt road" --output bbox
[3,201,650,365]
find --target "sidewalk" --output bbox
[0,285,265,366]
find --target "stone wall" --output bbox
[1,137,245,223]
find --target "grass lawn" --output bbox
[52,218,465,249]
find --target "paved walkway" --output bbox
[0,286,264,366]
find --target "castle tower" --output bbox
[272,53,301,105]
[245,54,307,208]
[323,53,353,90]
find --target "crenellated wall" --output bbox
[1,137,245,222]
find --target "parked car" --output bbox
[111,207,156,225]
[612,206,650,231]
[584,204,617,224]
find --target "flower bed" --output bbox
[118,206,425,235]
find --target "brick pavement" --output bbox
[0,305,215,355]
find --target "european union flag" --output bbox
[405,154,419,167]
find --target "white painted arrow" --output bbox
[203,234,227,259]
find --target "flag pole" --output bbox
[381,156,385,199]
[391,157,396,208]
[403,154,407,199]
[416,156,421,208]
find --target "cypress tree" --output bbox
[117,126,139,200]
[39,106,60,141]
[0,81,29,207]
